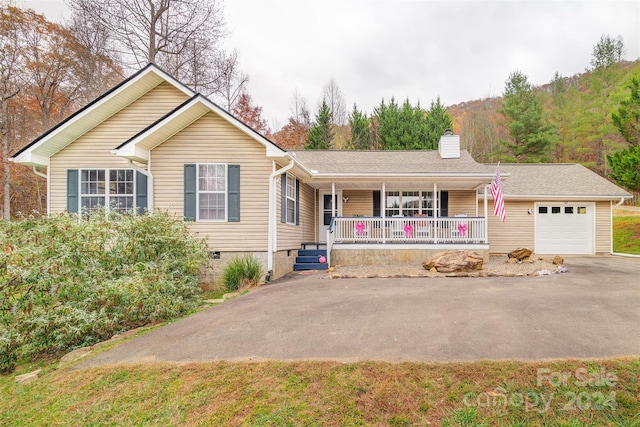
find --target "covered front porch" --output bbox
[287,145,501,267]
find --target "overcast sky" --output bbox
[20,0,640,130]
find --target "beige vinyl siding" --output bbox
[595,201,611,254]
[152,112,273,251]
[482,200,535,253]
[448,191,477,217]
[276,177,315,249]
[49,82,189,213]
[342,190,373,217]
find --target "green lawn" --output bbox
[2,211,638,426]
[2,358,639,426]
[613,214,640,255]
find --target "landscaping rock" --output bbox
[59,347,93,364]
[15,369,42,384]
[553,255,564,265]
[508,247,532,261]
[422,250,484,273]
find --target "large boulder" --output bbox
[508,247,532,261]
[422,250,484,273]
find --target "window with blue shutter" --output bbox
[68,168,139,215]
[185,163,240,222]
[281,173,298,225]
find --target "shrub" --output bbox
[0,211,208,373]
[222,256,264,292]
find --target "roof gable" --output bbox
[113,94,286,162]
[11,64,195,167]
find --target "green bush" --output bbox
[0,211,208,373]
[221,256,264,292]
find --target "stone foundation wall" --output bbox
[197,250,297,290]
[330,247,489,267]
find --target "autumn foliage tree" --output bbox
[232,92,271,137]
[0,5,121,218]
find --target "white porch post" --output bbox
[483,184,489,244]
[331,182,336,217]
[381,182,386,243]
[433,183,438,218]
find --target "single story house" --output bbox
[11,64,631,284]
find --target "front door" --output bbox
[318,190,342,242]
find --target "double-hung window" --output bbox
[285,173,297,224]
[183,163,239,222]
[79,169,134,214]
[198,164,227,221]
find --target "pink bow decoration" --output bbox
[355,222,366,235]
[457,223,467,236]
[404,224,413,237]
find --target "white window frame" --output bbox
[285,173,297,225]
[385,190,440,217]
[197,163,228,222]
[79,168,135,214]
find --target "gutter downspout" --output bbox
[32,166,47,179]
[32,166,49,216]
[267,158,295,279]
[127,160,154,212]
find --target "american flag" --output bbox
[490,162,506,222]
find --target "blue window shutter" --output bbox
[228,164,240,222]
[295,179,300,225]
[184,164,197,221]
[440,191,449,217]
[281,174,287,223]
[67,169,79,213]
[373,190,381,216]
[135,171,148,214]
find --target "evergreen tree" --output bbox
[611,75,640,147]
[348,103,369,149]
[425,96,453,149]
[608,75,640,191]
[500,70,556,162]
[372,97,437,150]
[306,100,334,150]
[607,145,640,191]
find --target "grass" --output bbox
[1,358,638,426]
[613,208,640,255]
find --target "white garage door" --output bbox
[535,203,594,254]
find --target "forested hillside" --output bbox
[2,3,638,217]
[450,60,640,177]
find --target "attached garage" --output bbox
[535,203,594,254]
[486,164,631,255]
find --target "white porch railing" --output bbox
[330,216,487,244]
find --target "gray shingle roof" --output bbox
[289,150,630,199]
[290,150,491,175]
[496,163,630,198]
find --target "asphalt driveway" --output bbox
[76,256,640,367]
